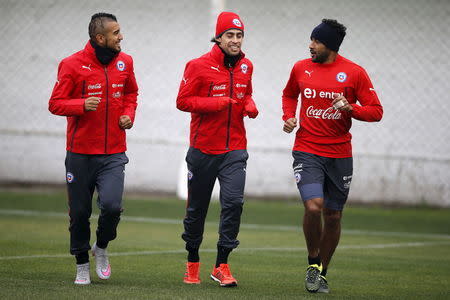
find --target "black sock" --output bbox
[308,255,321,266]
[215,246,232,267]
[75,251,89,264]
[321,268,328,276]
[96,240,108,249]
[186,245,199,262]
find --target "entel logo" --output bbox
[304,88,343,100]
[306,106,342,120]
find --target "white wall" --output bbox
[0,0,449,206]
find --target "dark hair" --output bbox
[322,19,346,39]
[88,13,117,40]
[210,36,220,44]
[210,31,244,44]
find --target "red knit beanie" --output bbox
[215,12,244,38]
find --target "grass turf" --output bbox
[0,190,449,299]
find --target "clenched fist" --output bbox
[119,115,133,129]
[84,97,101,111]
[244,98,258,119]
[283,117,297,133]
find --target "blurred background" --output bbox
[0,0,448,207]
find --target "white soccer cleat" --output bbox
[92,243,111,280]
[74,262,91,285]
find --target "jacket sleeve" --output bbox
[244,67,255,101]
[282,65,300,121]
[176,61,229,113]
[243,69,259,118]
[48,60,85,116]
[244,80,256,106]
[122,56,138,122]
[350,68,383,122]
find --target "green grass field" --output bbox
[0,189,449,299]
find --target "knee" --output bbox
[186,206,208,218]
[69,207,91,220]
[323,210,342,227]
[101,202,122,215]
[304,198,323,216]
[305,206,322,217]
[222,197,243,211]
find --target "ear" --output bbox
[215,37,221,43]
[95,33,105,46]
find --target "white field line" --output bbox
[1,209,450,240]
[1,241,450,261]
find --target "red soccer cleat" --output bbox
[184,262,201,284]
[210,264,238,287]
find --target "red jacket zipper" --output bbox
[104,67,109,154]
[226,70,233,150]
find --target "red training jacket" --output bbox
[176,44,257,154]
[49,41,138,154]
[282,54,383,158]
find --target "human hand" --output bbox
[283,117,297,133]
[119,115,133,129]
[332,95,353,112]
[217,97,237,111]
[84,97,101,111]
[244,99,258,119]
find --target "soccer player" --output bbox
[49,13,138,285]
[176,12,258,287]
[282,19,383,293]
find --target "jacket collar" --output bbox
[209,44,245,68]
[83,41,120,67]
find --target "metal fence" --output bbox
[0,0,449,206]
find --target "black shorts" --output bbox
[292,151,353,211]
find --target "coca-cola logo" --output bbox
[213,84,226,91]
[306,106,342,120]
[88,83,101,90]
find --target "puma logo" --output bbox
[182,77,188,84]
[82,64,92,71]
[210,66,220,72]
[305,70,313,77]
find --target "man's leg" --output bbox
[66,152,94,257]
[319,208,342,269]
[292,151,326,292]
[302,197,326,292]
[94,152,128,279]
[217,150,248,249]
[182,148,218,253]
[210,150,247,287]
[182,148,218,284]
[65,151,95,284]
[303,197,324,259]
[317,156,352,293]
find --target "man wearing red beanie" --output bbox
[177,11,258,287]
[282,19,383,293]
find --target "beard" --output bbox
[105,39,121,54]
[312,49,331,63]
